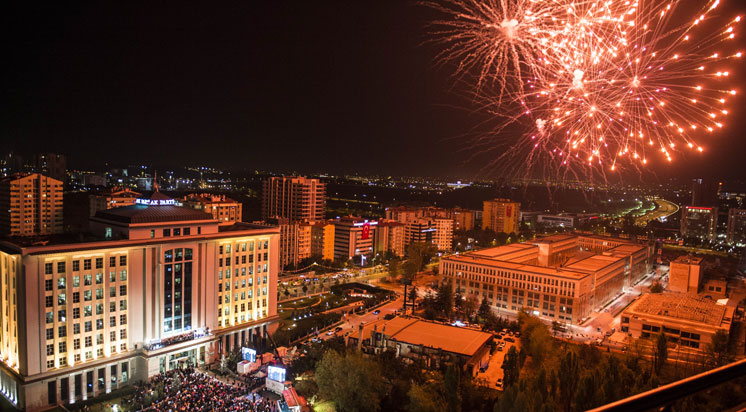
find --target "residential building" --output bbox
[0,173,64,236]
[452,208,476,231]
[311,221,335,261]
[0,191,279,411]
[434,218,453,251]
[668,255,703,294]
[727,208,746,246]
[374,220,406,257]
[482,199,520,233]
[691,178,720,207]
[265,218,311,269]
[441,234,653,324]
[620,293,734,350]
[181,194,242,225]
[332,217,377,262]
[681,206,718,242]
[347,317,492,376]
[34,153,67,183]
[88,188,142,217]
[261,176,325,223]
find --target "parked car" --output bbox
[504,337,515,343]
[496,378,504,389]
[335,326,343,332]
[326,330,335,336]
[497,346,503,352]
[373,310,380,315]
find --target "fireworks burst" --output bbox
[428,0,742,181]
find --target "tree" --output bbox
[284,288,290,298]
[653,331,668,374]
[302,284,308,294]
[408,383,446,412]
[463,294,479,319]
[558,351,579,412]
[478,297,491,322]
[502,346,520,388]
[444,364,462,412]
[436,281,454,319]
[389,258,402,280]
[315,351,387,412]
[408,286,418,305]
[707,329,731,366]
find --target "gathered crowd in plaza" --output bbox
[130,366,279,412]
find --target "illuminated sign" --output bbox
[135,198,177,206]
[242,347,256,362]
[267,366,286,382]
[352,220,378,227]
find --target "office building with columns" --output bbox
[0,191,279,411]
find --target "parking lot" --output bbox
[475,330,521,390]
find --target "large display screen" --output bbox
[267,366,286,382]
[242,347,256,362]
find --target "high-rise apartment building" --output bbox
[311,221,335,261]
[727,208,746,246]
[181,193,242,225]
[681,206,718,242]
[261,176,325,223]
[482,199,520,233]
[35,153,67,183]
[333,217,377,262]
[452,208,476,231]
[266,218,312,269]
[88,188,142,217]
[434,218,454,251]
[374,220,406,257]
[691,178,720,207]
[0,173,64,236]
[0,192,279,411]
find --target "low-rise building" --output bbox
[620,293,734,350]
[441,234,653,324]
[347,317,492,376]
[669,255,703,294]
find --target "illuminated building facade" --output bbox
[0,192,279,411]
[0,173,64,236]
[311,221,335,261]
[727,208,746,246]
[374,220,406,257]
[680,206,718,242]
[261,176,325,223]
[482,199,520,234]
[668,255,703,294]
[333,217,377,262]
[441,234,653,325]
[181,193,242,225]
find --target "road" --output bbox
[635,197,679,226]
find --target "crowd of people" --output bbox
[130,366,279,412]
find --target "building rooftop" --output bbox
[563,253,623,272]
[531,234,577,244]
[672,255,704,265]
[352,317,492,356]
[93,205,214,224]
[625,293,731,328]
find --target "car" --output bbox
[504,337,515,343]
[605,331,612,337]
[514,331,521,338]
[372,310,380,315]
[335,326,343,332]
[326,330,335,336]
[496,378,503,388]
[493,334,503,340]
[497,346,503,352]
[597,327,602,333]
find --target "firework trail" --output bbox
[428,0,742,181]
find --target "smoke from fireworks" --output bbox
[427,0,742,181]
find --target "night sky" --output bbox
[3,1,745,180]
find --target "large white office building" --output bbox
[0,191,279,411]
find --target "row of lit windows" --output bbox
[46,344,127,370]
[45,256,127,275]
[45,302,127,338]
[219,240,269,255]
[45,271,128,291]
